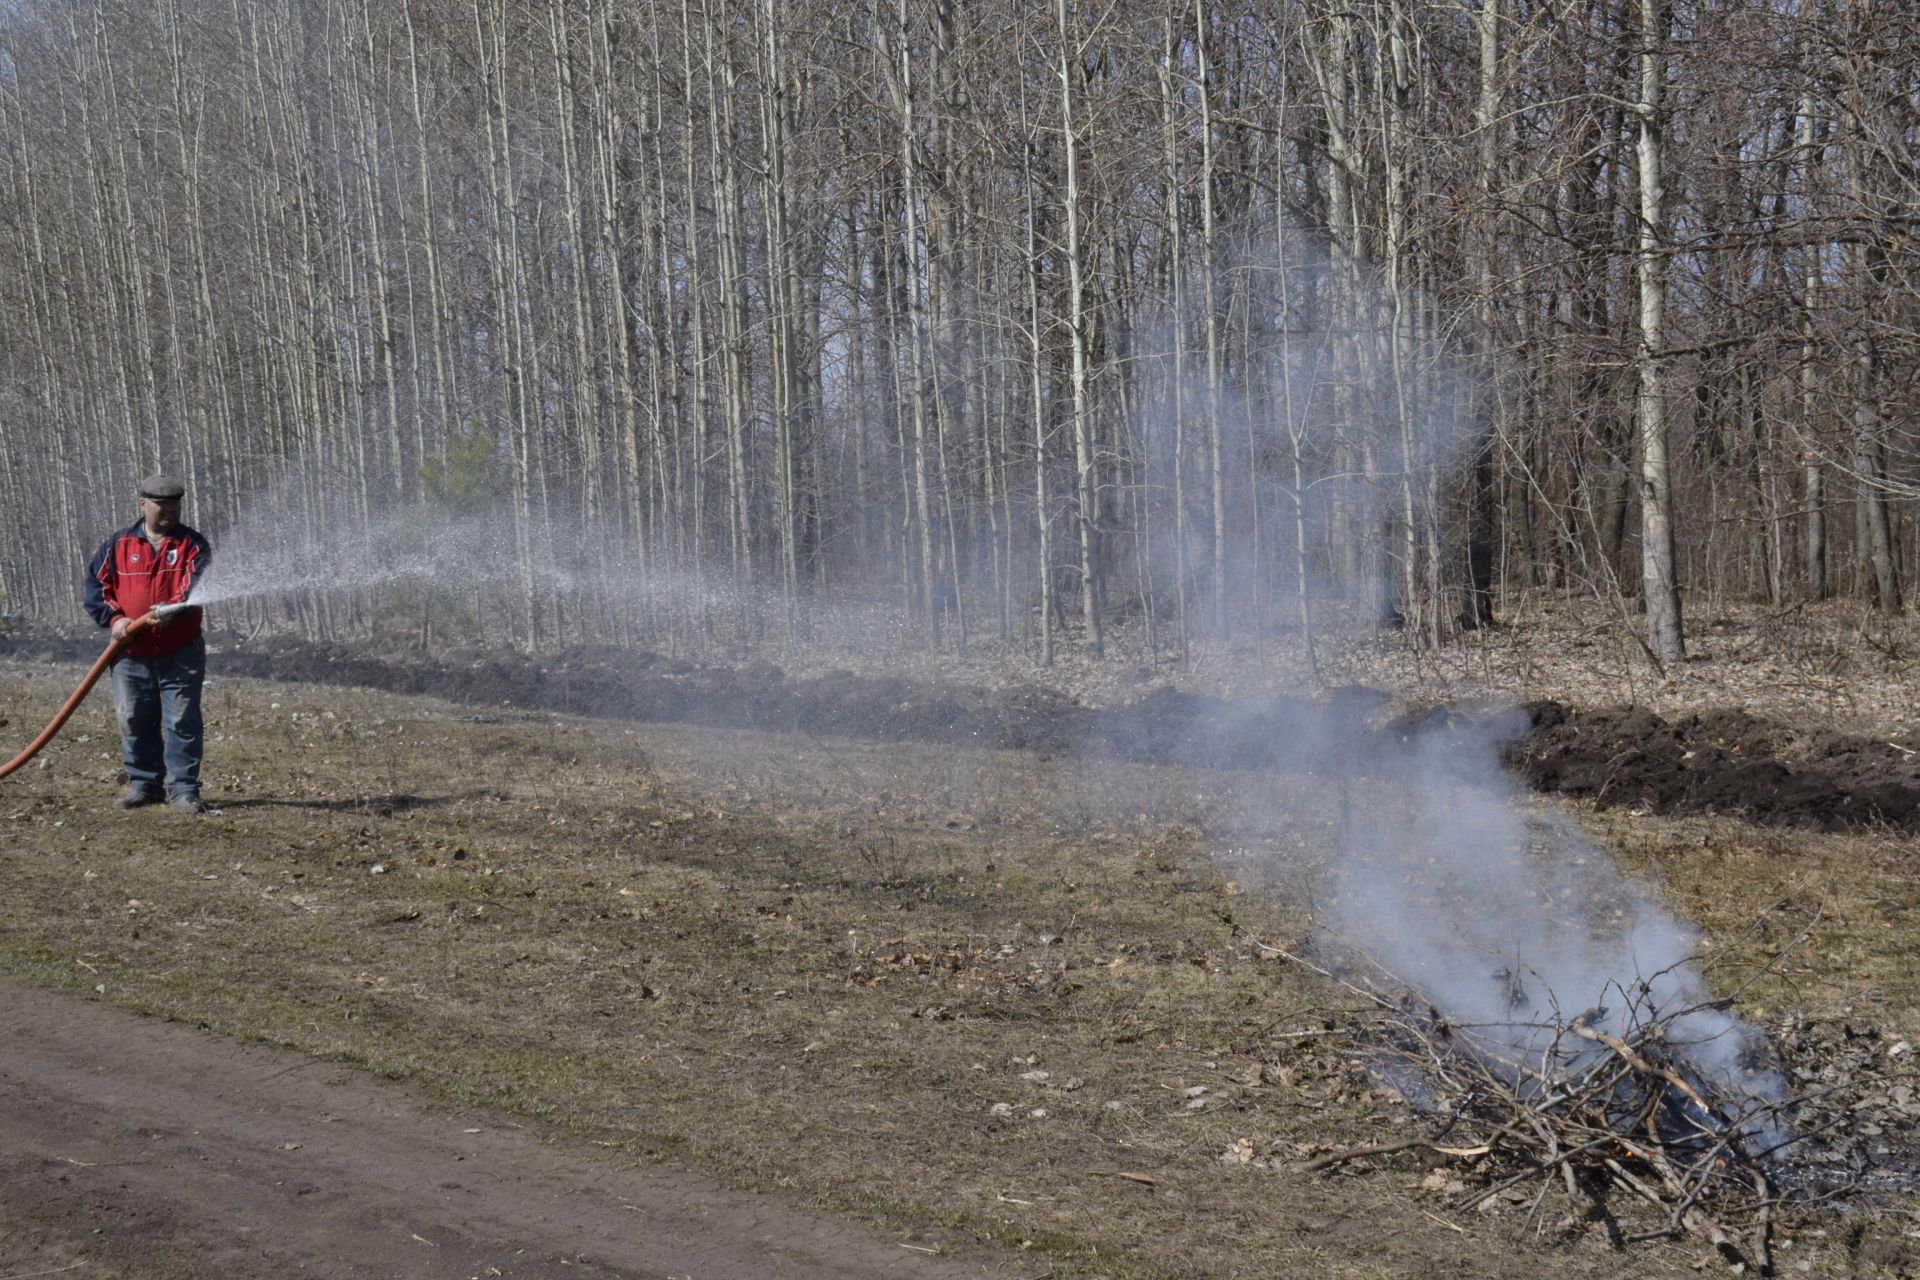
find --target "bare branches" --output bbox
[0,0,1917,646]
[1264,932,1796,1272]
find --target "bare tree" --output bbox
[1634,0,1684,663]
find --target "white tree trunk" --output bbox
[1634,0,1684,663]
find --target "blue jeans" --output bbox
[110,638,206,799]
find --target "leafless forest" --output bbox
[0,0,1913,663]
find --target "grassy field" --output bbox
[2,657,1915,1278]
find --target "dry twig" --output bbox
[1269,948,1785,1273]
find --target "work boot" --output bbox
[169,792,206,816]
[115,788,161,810]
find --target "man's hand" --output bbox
[110,615,134,640]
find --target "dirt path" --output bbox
[0,978,1008,1280]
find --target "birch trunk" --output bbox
[1193,2,1226,637]
[1022,125,1054,668]
[1057,0,1102,656]
[888,0,941,645]
[1796,88,1827,602]
[1633,0,1684,663]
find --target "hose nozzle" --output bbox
[147,602,193,624]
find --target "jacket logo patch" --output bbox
[166,548,178,566]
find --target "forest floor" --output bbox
[3,598,1920,1278]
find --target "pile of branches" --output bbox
[1254,936,1788,1273]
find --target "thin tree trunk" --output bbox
[1022,122,1055,668]
[888,0,941,646]
[1193,1,1226,637]
[1797,90,1828,602]
[1634,0,1684,662]
[475,0,541,648]
[1057,0,1102,656]
[1158,10,1190,661]
[1464,0,1502,630]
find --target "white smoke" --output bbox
[1309,709,1788,1142]
[1113,219,1791,1144]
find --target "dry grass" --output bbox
[1,657,1916,1277]
[751,594,1920,737]
[1590,808,1920,1033]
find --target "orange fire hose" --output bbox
[0,609,170,780]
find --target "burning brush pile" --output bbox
[1251,928,1920,1275]
[1217,712,1920,1272]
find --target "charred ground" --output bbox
[7,620,1918,833]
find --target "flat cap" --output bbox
[139,474,186,501]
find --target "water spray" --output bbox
[0,603,193,779]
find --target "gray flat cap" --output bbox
[139,474,186,501]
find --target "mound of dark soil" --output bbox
[1508,701,1920,831]
[8,621,1919,832]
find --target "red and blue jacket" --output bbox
[84,521,212,659]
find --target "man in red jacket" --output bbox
[83,475,214,814]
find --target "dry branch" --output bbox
[1270,947,1788,1273]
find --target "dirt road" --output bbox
[0,977,1006,1280]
